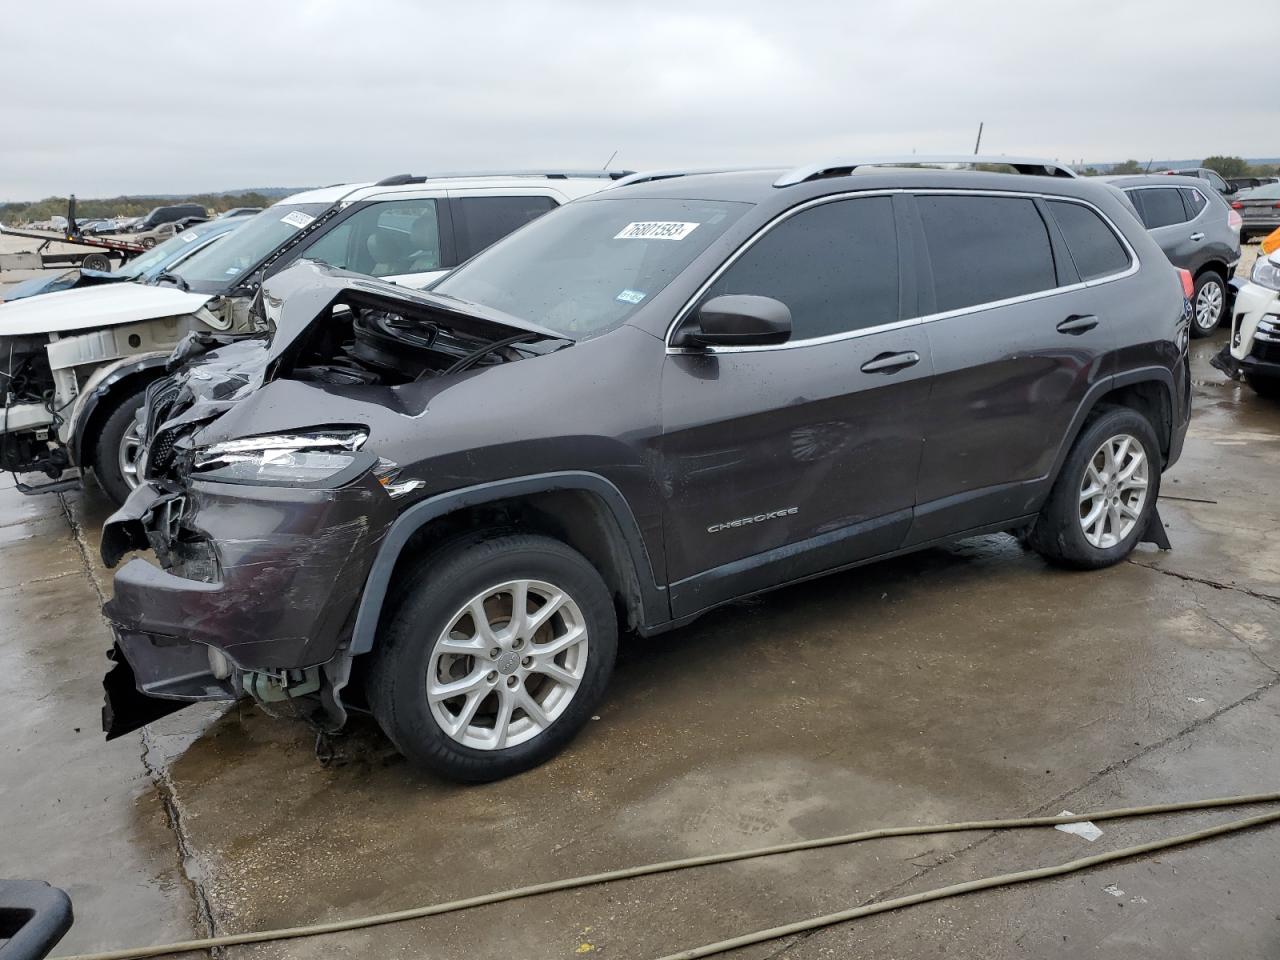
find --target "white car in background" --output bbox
[0,171,627,501]
[1221,245,1280,398]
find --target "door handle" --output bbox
[1056,314,1099,335]
[860,350,920,374]
[1190,232,1205,241]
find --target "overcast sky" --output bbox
[2,0,1276,200]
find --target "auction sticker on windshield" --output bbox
[280,210,316,229]
[614,221,699,241]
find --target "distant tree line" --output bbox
[0,191,277,224]
[1077,156,1279,178]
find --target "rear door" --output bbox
[908,192,1124,543]
[1126,187,1201,270]
[660,194,934,616]
[447,191,561,269]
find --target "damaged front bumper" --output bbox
[100,468,396,739]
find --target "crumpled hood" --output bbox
[0,281,213,336]
[143,261,567,467]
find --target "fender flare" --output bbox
[1045,367,1177,484]
[349,471,668,655]
[69,354,169,467]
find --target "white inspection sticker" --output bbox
[181,232,198,242]
[280,210,316,229]
[614,221,699,241]
[616,289,646,304]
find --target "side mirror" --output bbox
[673,294,792,348]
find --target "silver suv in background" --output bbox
[1103,175,1242,337]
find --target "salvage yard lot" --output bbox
[2,256,1279,958]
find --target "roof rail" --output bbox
[773,155,1078,188]
[613,167,771,187]
[373,169,634,187]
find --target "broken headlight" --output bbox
[192,429,368,484]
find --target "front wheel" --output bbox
[1189,272,1226,338]
[368,533,618,782]
[1028,407,1161,570]
[92,388,147,505]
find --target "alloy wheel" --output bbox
[1079,434,1149,549]
[427,579,589,750]
[118,419,143,490]
[1195,278,1224,332]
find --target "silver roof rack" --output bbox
[374,170,634,186]
[613,167,771,187]
[773,155,1077,188]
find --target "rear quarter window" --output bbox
[1046,200,1131,281]
[915,195,1057,312]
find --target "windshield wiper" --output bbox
[154,271,189,291]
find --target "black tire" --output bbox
[368,533,618,782]
[92,388,147,505]
[1245,374,1280,400]
[1189,271,1227,338]
[1028,406,1162,570]
[140,237,156,249]
[81,252,110,271]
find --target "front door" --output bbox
[659,195,934,618]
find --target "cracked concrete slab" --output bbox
[2,326,1278,959]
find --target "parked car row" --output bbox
[1101,174,1242,337]
[68,157,1196,782]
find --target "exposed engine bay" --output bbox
[0,334,64,477]
[288,303,532,386]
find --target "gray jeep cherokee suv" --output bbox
[100,157,1192,781]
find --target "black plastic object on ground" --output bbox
[0,879,73,960]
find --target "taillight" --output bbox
[1177,268,1194,299]
[1228,209,1243,232]
[1231,201,1244,209]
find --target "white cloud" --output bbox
[1,0,1274,199]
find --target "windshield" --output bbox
[432,197,750,337]
[119,221,227,280]
[168,203,330,294]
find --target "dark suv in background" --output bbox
[1104,174,1242,336]
[101,157,1191,781]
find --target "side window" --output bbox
[1180,188,1207,217]
[1205,171,1228,193]
[301,220,353,268]
[915,195,1056,312]
[303,199,441,278]
[452,195,557,262]
[1046,200,1131,281]
[702,196,899,340]
[1131,188,1187,229]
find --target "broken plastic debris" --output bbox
[1054,811,1103,842]
[1187,697,1206,704]
[1103,883,1125,897]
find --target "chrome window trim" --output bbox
[665,188,1139,355]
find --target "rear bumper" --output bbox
[100,473,396,737]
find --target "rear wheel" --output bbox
[1028,407,1161,570]
[368,533,617,781]
[1189,271,1226,337]
[80,252,111,272]
[92,388,147,505]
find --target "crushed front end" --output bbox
[99,262,564,739]
[101,458,398,738]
